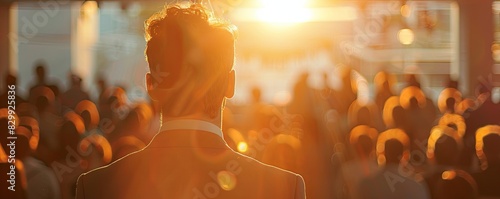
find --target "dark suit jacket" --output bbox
[76,130,306,199]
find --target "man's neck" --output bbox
[160,111,223,129]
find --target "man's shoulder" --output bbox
[233,151,298,175]
[76,147,305,199]
[229,152,304,188]
[79,148,144,181]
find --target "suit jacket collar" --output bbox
[159,119,223,138]
[147,129,229,150]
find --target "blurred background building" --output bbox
[0,0,498,104]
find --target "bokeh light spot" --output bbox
[217,171,237,191]
[237,142,248,153]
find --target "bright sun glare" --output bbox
[257,0,312,24]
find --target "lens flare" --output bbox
[257,0,312,24]
[217,171,237,191]
[237,142,248,153]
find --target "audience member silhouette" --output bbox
[433,170,478,199]
[473,129,500,198]
[74,100,100,134]
[59,74,91,110]
[29,63,60,97]
[359,129,430,199]
[340,125,379,199]
[424,126,464,199]
[462,85,500,168]
[52,111,86,199]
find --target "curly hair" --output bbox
[144,4,237,117]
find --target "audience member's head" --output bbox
[392,106,407,129]
[438,88,462,114]
[438,114,466,137]
[349,125,378,158]
[144,4,236,118]
[79,134,112,171]
[35,62,47,83]
[374,70,395,93]
[348,100,378,129]
[400,86,426,110]
[57,112,86,158]
[96,75,107,92]
[75,100,100,131]
[475,125,500,170]
[434,170,478,199]
[29,86,56,113]
[19,116,40,153]
[382,96,401,128]
[376,129,410,166]
[427,125,462,167]
[15,126,32,160]
[405,73,421,88]
[70,74,83,88]
[446,78,459,89]
[251,86,262,104]
[482,134,500,166]
[384,139,404,165]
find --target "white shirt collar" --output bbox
[159,119,223,138]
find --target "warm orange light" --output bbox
[256,0,312,24]
[237,142,248,153]
[400,4,411,18]
[398,28,415,45]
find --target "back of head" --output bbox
[144,4,236,118]
[406,73,421,88]
[29,86,55,113]
[35,62,46,81]
[475,125,500,169]
[384,139,404,165]
[434,170,477,199]
[392,106,406,128]
[356,106,372,126]
[70,74,83,87]
[434,134,460,166]
[15,126,32,160]
[251,86,262,103]
[79,134,112,171]
[350,125,378,158]
[445,98,456,113]
[356,134,374,157]
[58,112,85,154]
[483,134,500,165]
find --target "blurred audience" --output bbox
[1,46,500,199]
[359,129,430,199]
